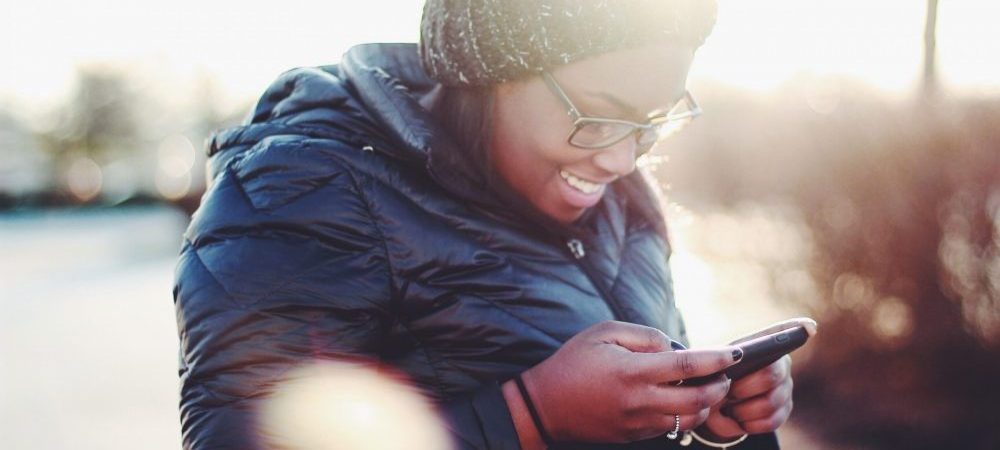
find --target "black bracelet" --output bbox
[514,374,556,447]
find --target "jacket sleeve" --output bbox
[174,145,397,448]
[174,142,524,449]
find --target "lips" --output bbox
[557,169,608,209]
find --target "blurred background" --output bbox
[1,0,997,449]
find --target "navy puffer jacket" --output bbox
[173,43,778,450]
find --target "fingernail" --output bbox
[732,348,744,362]
[670,339,687,351]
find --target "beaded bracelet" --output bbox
[513,374,556,447]
[687,430,749,449]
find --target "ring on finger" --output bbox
[665,414,681,439]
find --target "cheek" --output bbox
[494,125,574,187]
[490,85,592,208]
[500,142,580,197]
[503,101,574,163]
[494,143,554,193]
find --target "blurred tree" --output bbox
[790,100,1000,449]
[923,0,939,95]
[0,111,51,206]
[37,67,142,162]
[31,67,148,203]
[661,85,1000,449]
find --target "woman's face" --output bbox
[490,43,695,225]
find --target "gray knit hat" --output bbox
[419,0,718,87]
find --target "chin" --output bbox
[534,180,589,225]
[554,207,586,225]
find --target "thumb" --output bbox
[594,321,674,353]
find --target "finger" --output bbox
[740,402,793,434]
[701,407,747,441]
[633,347,744,382]
[729,356,791,401]
[728,318,817,345]
[682,409,713,431]
[647,380,731,414]
[593,321,674,353]
[630,411,709,442]
[727,379,793,422]
[654,411,712,436]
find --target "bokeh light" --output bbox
[260,362,453,450]
[155,169,190,201]
[156,135,195,178]
[65,156,103,202]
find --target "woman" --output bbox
[174,1,799,448]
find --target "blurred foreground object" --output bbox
[259,362,453,450]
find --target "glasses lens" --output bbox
[570,121,636,148]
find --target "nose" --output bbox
[591,136,638,176]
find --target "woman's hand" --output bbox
[698,318,816,440]
[509,321,743,445]
[698,355,793,440]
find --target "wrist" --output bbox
[501,379,546,450]
[514,372,559,447]
[695,424,744,442]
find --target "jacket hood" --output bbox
[206,43,516,213]
[207,44,435,172]
[337,43,512,214]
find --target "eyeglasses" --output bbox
[541,70,701,156]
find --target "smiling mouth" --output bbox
[559,170,604,194]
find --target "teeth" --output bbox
[560,170,603,194]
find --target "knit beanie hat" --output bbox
[419,0,718,87]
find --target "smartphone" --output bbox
[674,325,812,386]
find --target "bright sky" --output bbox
[1,0,998,111]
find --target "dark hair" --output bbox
[429,84,668,241]
[428,85,499,188]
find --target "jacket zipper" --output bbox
[565,237,629,322]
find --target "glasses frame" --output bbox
[540,70,702,154]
